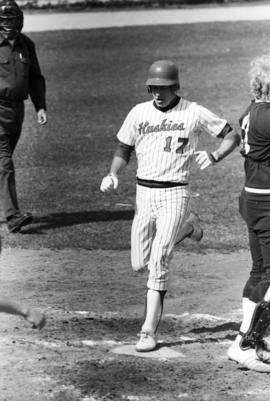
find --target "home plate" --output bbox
[112,344,186,359]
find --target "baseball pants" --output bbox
[239,189,270,303]
[131,184,190,291]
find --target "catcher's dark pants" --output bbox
[0,102,25,219]
[239,189,270,303]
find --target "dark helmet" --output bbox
[0,0,23,38]
[146,60,180,88]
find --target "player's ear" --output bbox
[147,86,152,94]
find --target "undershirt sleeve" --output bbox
[114,141,134,164]
[216,122,233,138]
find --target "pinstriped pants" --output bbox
[131,184,190,291]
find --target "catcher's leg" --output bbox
[234,227,265,349]
[227,298,270,372]
[242,225,268,301]
[228,228,270,371]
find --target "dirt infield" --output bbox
[2,246,270,401]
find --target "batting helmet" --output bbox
[146,60,180,88]
[0,0,23,38]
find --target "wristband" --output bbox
[209,152,218,164]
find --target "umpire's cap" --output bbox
[146,60,179,88]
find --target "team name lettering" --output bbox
[138,119,185,135]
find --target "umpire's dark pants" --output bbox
[239,189,270,303]
[0,101,24,219]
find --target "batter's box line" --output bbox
[44,307,242,322]
[8,335,233,351]
[43,309,241,337]
[71,310,242,323]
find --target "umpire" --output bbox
[0,0,47,233]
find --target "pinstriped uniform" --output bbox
[117,97,227,291]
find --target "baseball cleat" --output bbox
[175,213,203,245]
[136,331,157,352]
[227,343,270,372]
[188,213,204,241]
[8,212,33,233]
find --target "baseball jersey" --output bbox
[240,101,270,193]
[117,97,228,183]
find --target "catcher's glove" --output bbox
[100,173,118,192]
[256,339,270,363]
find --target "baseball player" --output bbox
[100,60,240,352]
[227,55,270,372]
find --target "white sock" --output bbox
[141,289,162,334]
[234,298,257,346]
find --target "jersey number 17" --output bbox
[164,137,188,154]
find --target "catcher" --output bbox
[228,55,270,372]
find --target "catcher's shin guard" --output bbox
[240,300,270,349]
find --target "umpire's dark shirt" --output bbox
[0,32,46,110]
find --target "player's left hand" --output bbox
[37,109,47,125]
[194,150,216,170]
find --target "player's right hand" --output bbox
[100,173,119,192]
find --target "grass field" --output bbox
[4,20,270,252]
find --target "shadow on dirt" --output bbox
[19,210,135,233]
[44,314,240,346]
[190,321,240,334]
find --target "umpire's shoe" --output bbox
[175,213,203,245]
[227,343,270,373]
[7,212,33,233]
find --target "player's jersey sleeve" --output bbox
[239,103,252,157]
[116,107,137,146]
[196,104,228,137]
[239,103,252,127]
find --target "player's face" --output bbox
[150,86,176,108]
